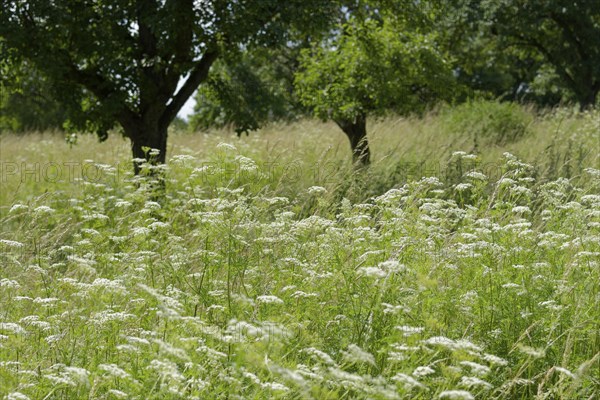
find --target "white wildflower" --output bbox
[9,204,28,213]
[7,392,31,400]
[64,366,90,386]
[512,206,531,214]
[196,345,228,360]
[379,260,406,273]
[341,344,375,366]
[538,300,563,311]
[216,142,237,151]
[328,367,365,385]
[419,176,443,186]
[91,310,136,325]
[131,227,151,236]
[498,177,516,186]
[235,155,258,172]
[147,359,184,381]
[107,389,128,399]
[423,336,456,348]
[357,266,387,278]
[264,197,289,206]
[581,194,600,205]
[460,376,493,389]
[302,347,336,366]
[454,340,483,352]
[261,382,289,392]
[153,339,190,361]
[0,279,21,289]
[308,186,327,195]
[439,390,474,400]
[584,168,600,178]
[465,171,487,181]
[170,154,196,163]
[391,373,426,390]
[19,316,51,331]
[34,206,54,214]
[459,361,491,376]
[455,183,472,192]
[149,221,170,231]
[45,334,65,344]
[396,326,425,337]
[256,295,284,305]
[382,303,410,315]
[32,297,59,305]
[291,291,318,299]
[413,366,435,377]
[143,201,161,210]
[0,323,26,334]
[91,278,125,291]
[0,239,24,248]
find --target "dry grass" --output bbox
[1,106,598,207]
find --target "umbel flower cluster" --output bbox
[1,150,599,399]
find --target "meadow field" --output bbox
[0,105,599,399]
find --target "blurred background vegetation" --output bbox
[1,0,598,136]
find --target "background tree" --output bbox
[295,14,456,165]
[0,0,336,173]
[484,0,600,110]
[1,61,68,133]
[189,45,308,135]
[434,1,545,104]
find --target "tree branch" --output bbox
[161,49,219,127]
[549,13,588,65]
[67,62,139,138]
[511,34,580,95]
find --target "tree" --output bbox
[294,16,456,165]
[0,0,335,174]
[190,45,307,135]
[485,0,600,110]
[432,1,544,104]
[1,61,68,132]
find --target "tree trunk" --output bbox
[130,127,168,174]
[126,121,168,195]
[335,114,371,166]
[578,86,598,111]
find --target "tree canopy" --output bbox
[0,0,336,172]
[1,61,68,132]
[1,0,598,170]
[484,0,600,109]
[190,46,306,135]
[295,14,456,164]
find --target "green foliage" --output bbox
[0,62,68,133]
[190,48,304,135]
[440,100,533,144]
[295,16,456,124]
[484,0,600,109]
[1,136,599,398]
[0,0,338,164]
[433,1,542,103]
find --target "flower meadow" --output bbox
[1,125,600,398]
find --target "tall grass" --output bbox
[1,105,597,206]
[0,105,599,399]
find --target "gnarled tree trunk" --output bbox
[129,124,168,175]
[578,85,599,111]
[121,116,169,196]
[335,113,371,166]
